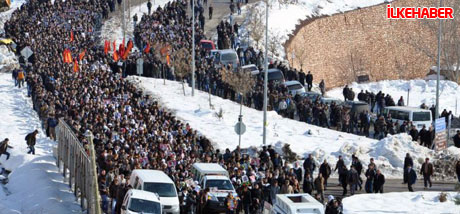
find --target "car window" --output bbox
[129,198,161,214]
[205,179,234,191]
[413,112,431,121]
[287,84,303,91]
[201,42,213,50]
[221,53,237,61]
[144,182,177,197]
[268,71,283,80]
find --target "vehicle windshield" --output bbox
[287,84,303,91]
[128,198,161,214]
[413,112,431,121]
[201,42,213,50]
[221,53,237,61]
[243,66,258,72]
[206,179,234,191]
[144,183,177,197]
[268,71,283,80]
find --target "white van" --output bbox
[383,106,433,130]
[121,189,162,214]
[191,163,237,213]
[129,170,180,214]
[271,194,324,214]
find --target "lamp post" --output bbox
[262,0,269,146]
[435,0,443,119]
[192,0,196,96]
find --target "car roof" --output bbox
[193,163,227,173]
[346,100,368,105]
[241,64,257,69]
[132,169,174,184]
[219,49,237,54]
[128,189,161,202]
[261,68,281,73]
[385,106,431,112]
[284,80,302,86]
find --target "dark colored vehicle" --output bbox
[259,68,285,85]
[300,91,322,101]
[344,101,370,114]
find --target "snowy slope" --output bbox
[326,79,460,116]
[238,0,392,58]
[343,192,460,214]
[128,76,458,179]
[0,0,25,71]
[0,74,81,213]
[100,0,170,46]
[0,0,26,34]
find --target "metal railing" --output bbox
[56,118,101,214]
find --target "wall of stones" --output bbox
[285,0,444,89]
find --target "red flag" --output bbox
[79,49,86,61]
[122,40,133,60]
[66,50,72,63]
[144,42,150,54]
[70,31,74,42]
[73,59,79,72]
[113,51,119,61]
[166,54,170,65]
[104,41,109,55]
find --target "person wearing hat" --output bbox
[25,130,39,155]
[420,157,434,189]
[0,138,13,160]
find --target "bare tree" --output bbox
[406,0,460,83]
[170,47,191,96]
[268,32,281,59]
[247,4,265,49]
[293,34,308,70]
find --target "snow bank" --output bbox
[343,192,460,214]
[0,74,81,213]
[0,0,26,35]
[0,45,19,72]
[326,79,460,116]
[128,76,458,179]
[239,0,392,58]
[100,0,170,46]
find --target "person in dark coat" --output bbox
[407,166,417,192]
[147,0,152,15]
[453,130,460,148]
[319,160,332,188]
[302,173,314,195]
[364,164,376,193]
[303,154,316,178]
[299,70,306,86]
[208,4,213,19]
[420,158,434,188]
[403,153,413,184]
[334,156,345,184]
[339,166,348,196]
[0,138,13,160]
[25,130,38,155]
[305,71,313,91]
[186,191,197,214]
[374,170,385,193]
[241,185,252,214]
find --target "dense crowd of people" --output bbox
[3,0,460,214]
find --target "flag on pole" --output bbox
[79,49,86,61]
[122,40,133,60]
[113,51,119,61]
[70,31,74,42]
[73,59,79,72]
[143,42,150,54]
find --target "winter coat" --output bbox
[374,173,385,189]
[280,184,294,194]
[47,117,58,128]
[303,157,316,174]
[408,168,417,185]
[456,162,460,177]
[270,185,280,204]
[409,129,419,142]
[453,134,460,148]
[319,163,332,178]
[314,177,324,191]
[303,179,314,193]
[365,168,376,181]
[404,157,414,169]
[25,132,37,146]
[420,163,434,176]
[348,169,359,185]
[0,140,12,154]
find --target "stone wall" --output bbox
[285,0,444,89]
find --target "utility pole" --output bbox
[192,0,196,96]
[435,0,443,119]
[85,130,101,214]
[122,0,126,40]
[262,0,269,146]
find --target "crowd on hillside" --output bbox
[3,0,460,214]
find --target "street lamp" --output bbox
[262,0,269,146]
[192,0,196,96]
[435,0,443,119]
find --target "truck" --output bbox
[271,194,324,214]
[191,163,237,213]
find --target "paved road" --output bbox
[321,177,457,199]
[200,0,256,38]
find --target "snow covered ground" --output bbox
[100,0,169,46]
[0,0,26,35]
[237,0,392,58]
[128,76,460,179]
[327,79,460,116]
[343,192,460,214]
[0,0,25,71]
[0,74,82,213]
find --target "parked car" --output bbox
[284,80,306,96]
[259,68,285,85]
[271,194,324,214]
[121,189,162,214]
[241,64,259,75]
[200,40,216,51]
[382,106,432,130]
[300,91,322,101]
[344,100,370,115]
[320,97,343,106]
[217,49,239,70]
